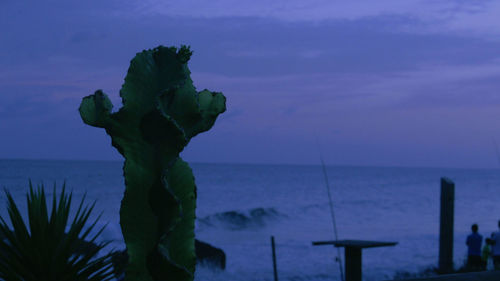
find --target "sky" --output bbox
[1,0,500,169]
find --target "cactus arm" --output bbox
[190,89,227,138]
[78,90,114,128]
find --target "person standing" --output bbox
[483,237,494,270]
[466,224,483,270]
[491,221,500,269]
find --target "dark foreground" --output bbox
[389,270,500,281]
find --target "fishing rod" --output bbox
[318,150,345,281]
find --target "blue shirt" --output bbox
[466,232,483,256]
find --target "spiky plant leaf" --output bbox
[0,183,114,281]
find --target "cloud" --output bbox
[363,59,500,107]
[135,0,500,37]
[136,0,436,20]
[1,0,500,167]
[439,1,500,36]
[188,57,500,144]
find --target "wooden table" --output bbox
[312,240,398,281]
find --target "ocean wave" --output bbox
[197,207,285,230]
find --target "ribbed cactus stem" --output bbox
[79,46,226,281]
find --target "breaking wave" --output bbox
[197,207,286,230]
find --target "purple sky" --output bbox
[1,0,500,168]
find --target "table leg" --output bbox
[345,247,362,281]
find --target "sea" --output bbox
[1,159,500,281]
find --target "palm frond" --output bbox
[0,183,115,281]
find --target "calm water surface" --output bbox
[1,159,499,281]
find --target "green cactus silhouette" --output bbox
[79,45,226,281]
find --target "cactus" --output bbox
[79,46,226,281]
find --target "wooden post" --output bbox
[345,247,362,281]
[271,236,278,281]
[439,177,455,274]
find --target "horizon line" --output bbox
[0,157,498,172]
